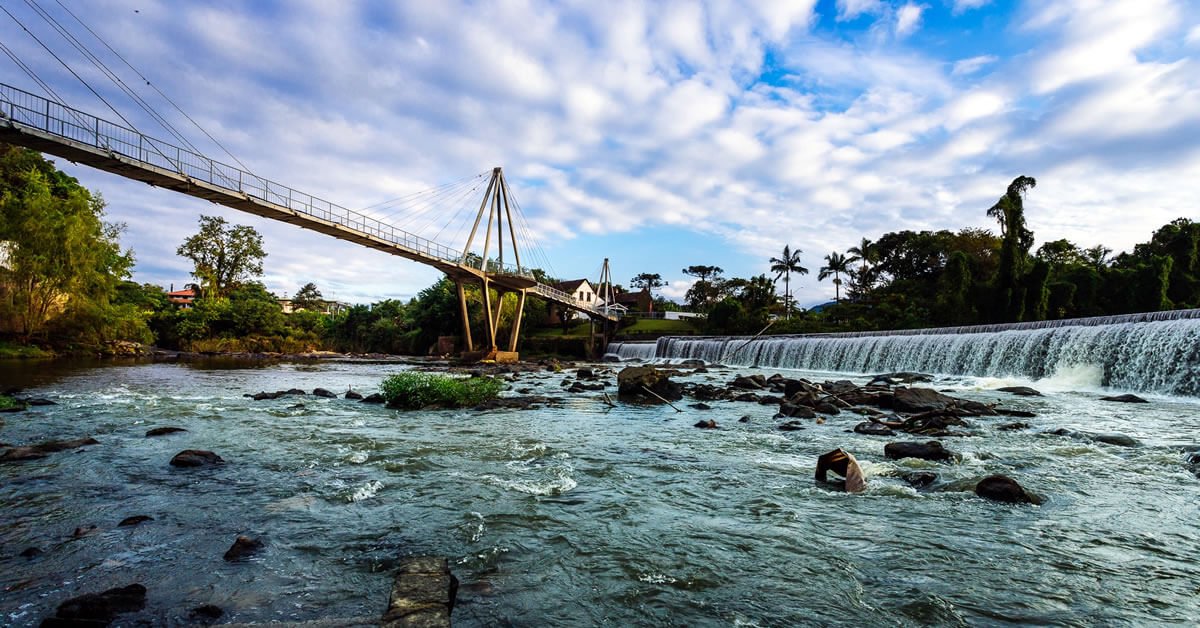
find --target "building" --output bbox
[167,285,199,309]
[555,279,598,304]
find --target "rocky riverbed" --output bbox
[2,357,1198,625]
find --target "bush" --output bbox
[0,394,23,410]
[379,372,504,409]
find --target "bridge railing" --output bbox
[0,82,464,264]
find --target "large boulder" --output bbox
[975,475,1034,504]
[883,440,955,462]
[890,387,959,413]
[617,366,682,402]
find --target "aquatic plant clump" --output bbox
[379,372,503,409]
[0,394,22,411]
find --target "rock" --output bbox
[381,556,458,628]
[20,546,43,558]
[757,395,783,405]
[73,524,99,538]
[25,397,57,406]
[1100,393,1149,403]
[689,403,712,410]
[118,515,154,527]
[903,471,938,488]
[997,422,1030,431]
[1092,433,1140,447]
[345,390,364,400]
[35,437,100,453]
[189,604,224,622]
[884,440,954,462]
[997,386,1042,396]
[170,450,225,468]
[223,535,264,561]
[312,388,337,398]
[145,427,187,437]
[854,422,896,436]
[43,583,146,625]
[738,415,751,423]
[890,387,960,413]
[361,393,386,404]
[251,391,281,401]
[815,449,866,493]
[813,401,841,415]
[975,475,1034,504]
[693,419,718,429]
[678,359,706,368]
[779,403,816,419]
[284,388,307,396]
[576,368,594,379]
[870,371,933,385]
[601,354,621,363]
[617,366,683,402]
[730,375,765,389]
[732,392,760,403]
[0,446,48,462]
[777,421,806,431]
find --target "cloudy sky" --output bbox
[2,0,1198,306]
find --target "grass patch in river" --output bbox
[380,372,503,409]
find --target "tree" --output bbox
[682,265,725,312]
[769,245,808,319]
[987,176,1037,321]
[0,148,132,342]
[818,252,851,303]
[293,282,324,311]
[846,238,876,298]
[176,215,266,299]
[629,273,666,312]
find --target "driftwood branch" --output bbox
[641,385,683,412]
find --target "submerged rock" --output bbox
[170,450,224,468]
[19,546,42,559]
[42,583,146,626]
[693,419,718,429]
[975,475,1035,504]
[777,421,806,431]
[1091,433,1141,448]
[145,427,187,437]
[884,440,955,462]
[118,515,154,527]
[903,471,938,488]
[1100,393,1149,403]
[854,422,896,436]
[344,390,364,400]
[223,535,264,561]
[997,386,1042,396]
[189,604,224,622]
[1,437,99,463]
[361,393,386,404]
[312,388,337,398]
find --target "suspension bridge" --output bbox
[0,81,619,361]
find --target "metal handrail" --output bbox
[0,82,614,317]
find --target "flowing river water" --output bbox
[3,330,1200,625]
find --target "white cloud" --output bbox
[836,0,883,21]
[952,55,998,76]
[894,3,927,39]
[952,0,990,14]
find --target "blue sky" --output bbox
[2,0,1198,306]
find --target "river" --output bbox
[2,353,1199,626]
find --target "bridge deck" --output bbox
[0,82,615,320]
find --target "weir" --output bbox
[608,309,1200,397]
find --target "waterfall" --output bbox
[606,342,658,360]
[631,310,1200,397]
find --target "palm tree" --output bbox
[769,245,808,319]
[845,237,875,297]
[818,252,851,303]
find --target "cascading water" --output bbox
[606,341,658,361]
[609,310,1200,396]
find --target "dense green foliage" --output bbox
[0,145,137,346]
[0,393,23,410]
[379,372,504,409]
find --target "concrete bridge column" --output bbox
[455,281,473,352]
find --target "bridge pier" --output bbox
[455,281,474,352]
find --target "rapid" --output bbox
[3,332,1200,624]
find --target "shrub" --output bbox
[0,394,23,411]
[379,372,504,409]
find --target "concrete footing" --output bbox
[381,556,458,627]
